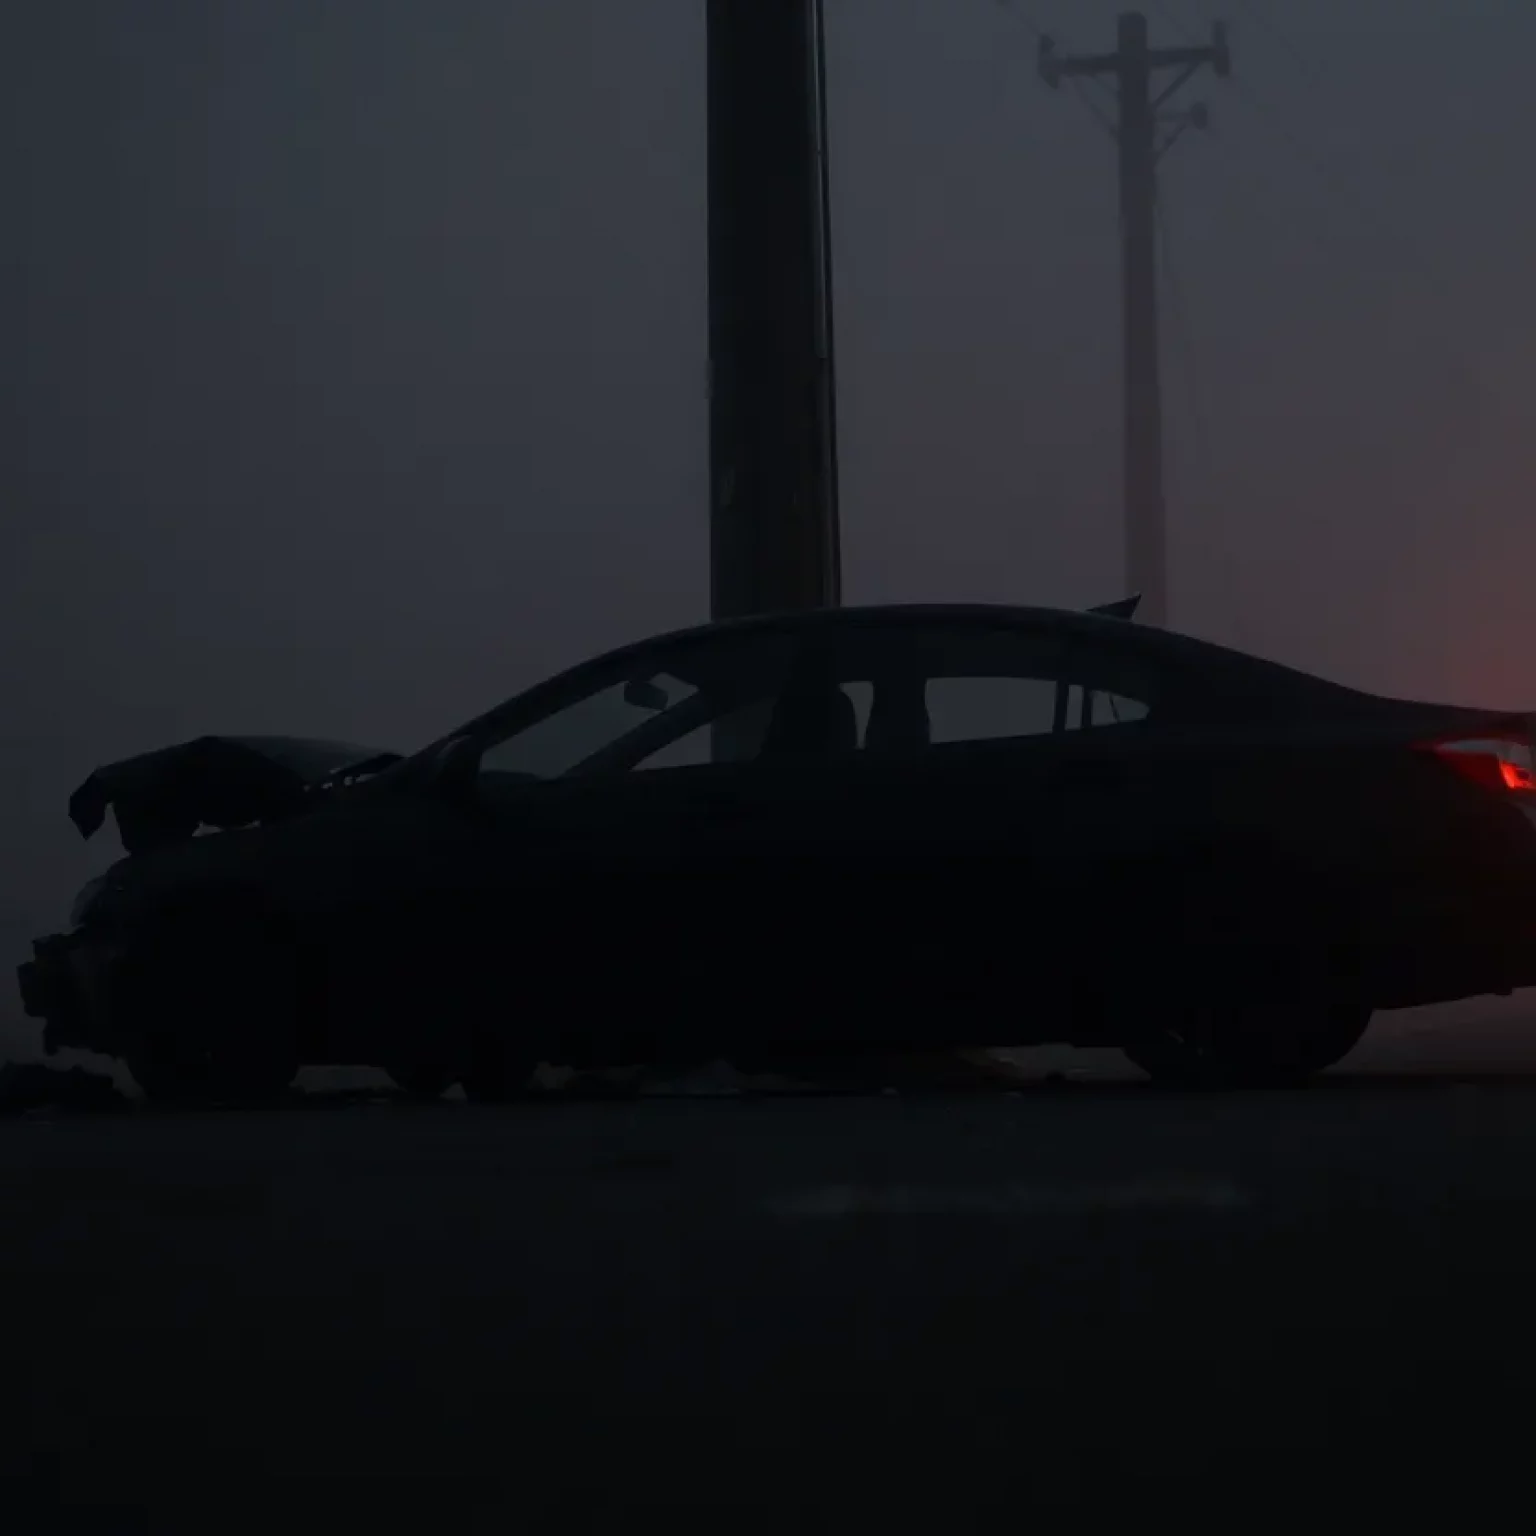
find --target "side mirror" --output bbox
[623,678,670,712]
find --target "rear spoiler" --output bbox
[1088,594,1140,620]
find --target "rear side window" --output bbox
[926,676,1058,743]
[913,627,1162,746]
[799,617,1183,754]
[1066,685,1152,729]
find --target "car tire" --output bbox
[123,1043,220,1106]
[460,1025,537,1105]
[1123,1000,1373,1089]
[120,913,302,1106]
[387,1064,457,1102]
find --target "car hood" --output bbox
[67,735,399,853]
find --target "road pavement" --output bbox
[4,1003,1536,1524]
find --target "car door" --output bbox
[601,640,873,1056]
[754,615,1170,1051]
[456,625,819,1065]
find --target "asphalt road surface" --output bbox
[5,1003,1536,1526]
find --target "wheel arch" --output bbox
[122,882,332,1056]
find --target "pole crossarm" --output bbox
[1039,25,1230,92]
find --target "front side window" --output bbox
[634,696,777,770]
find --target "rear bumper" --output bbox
[1365,901,1536,1010]
[17,931,129,1055]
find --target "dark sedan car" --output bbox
[19,602,1536,1099]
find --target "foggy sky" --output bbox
[2,0,1532,1048]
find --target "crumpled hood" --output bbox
[67,735,397,853]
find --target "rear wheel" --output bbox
[387,1064,457,1102]
[1124,1000,1373,1089]
[460,1023,538,1105]
[124,1042,221,1105]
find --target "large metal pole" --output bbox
[706,0,841,624]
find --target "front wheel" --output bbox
[1124,1001,1373,1089]
[119,915,302,1106]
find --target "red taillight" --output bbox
[1421,732,1536,793]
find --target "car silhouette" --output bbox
[19,600,1536,1099]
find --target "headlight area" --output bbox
[19,933,91,1049]
[19,929,132,1055]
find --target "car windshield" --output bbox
[479,671,702,779]
[472,628,795,780]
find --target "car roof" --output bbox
[604,603,1321,685]
[598,604,1379,713]
[616,602,1122,651]
[437,602,1364,752]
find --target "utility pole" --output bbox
[706,0,842,626]
[1039,12,1230,628]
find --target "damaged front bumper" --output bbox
[18,932,129,1056]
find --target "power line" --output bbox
[1160,0,1329,91]
[1130,0,1393,242]
[1223,0,1327,87]
[1153,175,1229,637]
[993,0,1117,128]
[1158,2,1397,234]
[1147,0,1201,44]
[990,0,1047,42]
[1154,183,1206,516]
